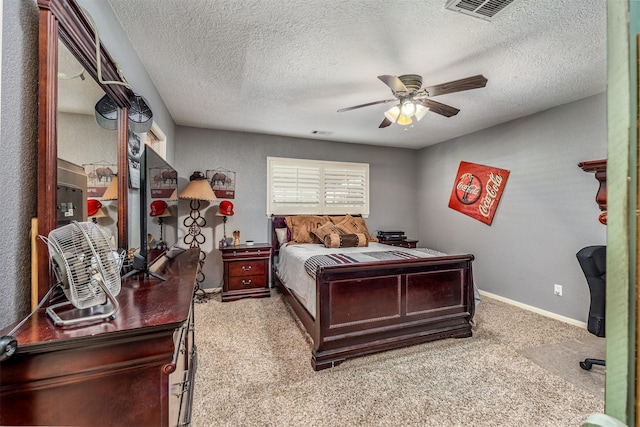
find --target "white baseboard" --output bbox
[479,290,587,329]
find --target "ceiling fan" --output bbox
[337,74,488,128]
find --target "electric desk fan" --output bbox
[42,221,124,327]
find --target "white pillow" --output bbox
[275,227,288,246]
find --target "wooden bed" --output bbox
[271,216,476,371]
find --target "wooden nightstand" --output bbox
[380,239,418,248]
[221,243,271,302]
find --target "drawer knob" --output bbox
[242,279,252,286]
[242,265,252,271]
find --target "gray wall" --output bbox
[58,112,117,166]
[417,93,607,321]
[0,0,38,329]
[174,127,419,290]
[58,112,118,241]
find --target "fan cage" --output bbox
[47,222,122,309]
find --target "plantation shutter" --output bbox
[270,163,321,210]
[323,167,367,209]
[267,157,369,216]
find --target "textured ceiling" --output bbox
[105,0,606,149]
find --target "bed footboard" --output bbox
[276,254,475,371]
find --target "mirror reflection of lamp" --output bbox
[215,200,235,249]
[87,199,107,223]
[100,174,119,201]
[178,171,217,297]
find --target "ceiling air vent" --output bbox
[444,0,515,21]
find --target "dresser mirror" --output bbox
[37,0,133,301]
[57,40,119,242]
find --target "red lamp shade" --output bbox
[216,200,234,216]
[150,200,168,217]
[87,199,102,217]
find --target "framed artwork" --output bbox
[84,162,117,198]
[128,129,142,189]
[448,161,510,225]
[149,166,177,198]
[206,168,236,199]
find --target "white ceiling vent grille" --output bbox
[444,0,515,21]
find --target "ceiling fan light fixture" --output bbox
[384,106,400,123]
[396,115,413,126]
[415,104,429,121]
[400,100,416,118]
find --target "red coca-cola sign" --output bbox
[448,161,510,225]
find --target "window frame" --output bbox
[267,156,370,217]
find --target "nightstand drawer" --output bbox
[380,239,418,248]
[228,260,265,277]
[221,248,270,259]
[227,274,266,290]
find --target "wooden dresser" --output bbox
[221,243,271,302]
[0,248,200,427]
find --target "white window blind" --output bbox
[267,157,369,216]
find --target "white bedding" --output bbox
[275,242,447,318]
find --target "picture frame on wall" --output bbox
[206,168,236,199]
[448,161,510,226]
[149,166,177,198]
[83,162,117,198]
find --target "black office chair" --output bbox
[576,245,606,370]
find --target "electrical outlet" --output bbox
[554,284,563,296]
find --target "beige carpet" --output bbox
[191,292,604,426]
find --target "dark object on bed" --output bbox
[576,245,606,370]
[271,215,476,371]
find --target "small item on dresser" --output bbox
[232,230,240,246]
[246,240,254,246]
[324,233,368,248]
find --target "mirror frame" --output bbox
[37,0,133,301]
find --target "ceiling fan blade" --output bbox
[422,75,488,97]
[379,117,392,128]
[378,75,408,94]
[417,99,460,117]
[337,98,396,113]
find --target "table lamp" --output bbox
[178,171,217,298]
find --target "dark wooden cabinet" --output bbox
[380,239,418,248]
[221,243,271,302]
[0,249,200,427]
[578,159,607,225]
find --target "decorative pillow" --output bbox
[323,233,368,248]
[328,216,346,225]
[311,221,343,242]
[275,227,288,246]
[285,215,330,243]
[334,214,378,242]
